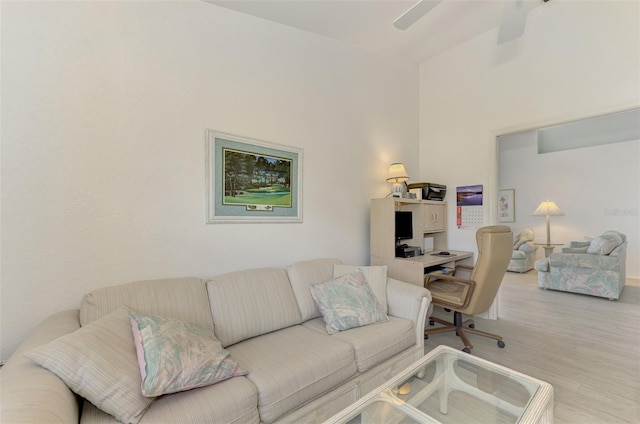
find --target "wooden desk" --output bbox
[371,250,474,287]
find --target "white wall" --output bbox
[0,1,419,359]
[419,0,639,260]
[498,129,639,277]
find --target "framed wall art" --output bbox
[206,130,303,223]
[498,189,515,223]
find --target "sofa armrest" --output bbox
[534,258,549,272]
[569,240,591,248]
[549,252,620,271]
[386,278,431,353]
[561,247,588,253]
[518,242,536,253]
[0,309,81,423]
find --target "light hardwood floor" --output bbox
[424,271,640,424]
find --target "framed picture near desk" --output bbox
[498,189,515,223]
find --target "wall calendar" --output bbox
[456,184,484,229]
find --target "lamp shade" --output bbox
[532,200,564,216]
[386,163,409,183]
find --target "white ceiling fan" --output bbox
[393,0,548,44]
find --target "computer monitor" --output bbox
[395,211,413,241]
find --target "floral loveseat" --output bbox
[0,258,431,424]
[535,230,627,300]
[507,228,538,273]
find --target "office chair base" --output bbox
[425,313,505,352]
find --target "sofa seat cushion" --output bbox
[227,325,357,423]
[81,375,259,424]
[302,316,415,373]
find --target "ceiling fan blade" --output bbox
[497,0,529,44]
[393,0,444,30]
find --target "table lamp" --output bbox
[386,163,409,198]
[532,200,564,245]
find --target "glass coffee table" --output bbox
[325,345,553,424]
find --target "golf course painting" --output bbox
[222,148,292,209]
[206,130,302,223]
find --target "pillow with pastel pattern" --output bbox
[24,307,154,424]
[129,312,247,397]
[310,270,389,335]
[333,264,388,313]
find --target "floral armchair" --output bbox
[535,230,627,300]
[507,228,538,273]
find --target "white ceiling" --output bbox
[205,0,543,64]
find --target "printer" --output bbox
[407,183,447,201]
[396,245,421,258]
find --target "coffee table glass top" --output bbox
[326,345,552,424]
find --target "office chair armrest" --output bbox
[453,263,474,274]
[424,273,477,310]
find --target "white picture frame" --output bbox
[498,189,515,223]
[206,130,303,223]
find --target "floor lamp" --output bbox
[532,200,564,245]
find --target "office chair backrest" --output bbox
[464,225,513,315]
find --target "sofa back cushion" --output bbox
[207,268,302,347]
[603,230,626,243]
[587,232,624,255]
[286,258,343,321]
[80,277,213,328]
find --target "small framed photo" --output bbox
[206,130,303,223]
[498,189,515,223]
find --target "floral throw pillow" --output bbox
[129,312,247,397]
[333,264,388,313]
[309,270,389,335]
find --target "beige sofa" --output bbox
[0,258,431,424]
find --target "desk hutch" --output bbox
[370,198,473,287]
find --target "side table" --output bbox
[534,243,563,258]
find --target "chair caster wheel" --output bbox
[462,348,471,354]
[424,334,429,340]
[469,323,475,329]
[497,340,505,348]
[444,308,451,312]
[429,320,434,326]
